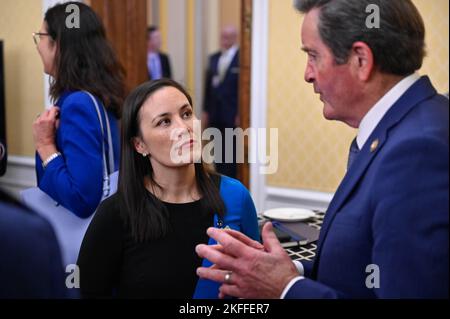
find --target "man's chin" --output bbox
[322,105,335,121]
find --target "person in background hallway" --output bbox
[0,188,66,298]
[202,25,240,179]
[196,0,449,298]
[32,2,124,218]
[77,79,259,298]
[147,26,172,81]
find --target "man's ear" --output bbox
[350,41,374,82]
[133,137,147,155]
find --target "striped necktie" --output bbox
[347,137,360,171]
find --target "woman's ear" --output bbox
[133,137,147,156]
[350,41,374,82]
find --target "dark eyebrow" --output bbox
[152,112,170,124]
[179,103,191,111]
[301,46,315,54]
[152,103,191,124]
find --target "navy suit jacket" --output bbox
[0,190,66,298]
[148,52,172,80]
[203,50,240,128]
[286,76,449,298]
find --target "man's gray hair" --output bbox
[293,0,425,76]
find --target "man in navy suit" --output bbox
[0,188,67,298]
[202,26,240,178]
[196,0,449,298]
[147,26,172,81]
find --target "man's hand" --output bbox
[196,222,300,299]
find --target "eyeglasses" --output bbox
[32,32,50,45]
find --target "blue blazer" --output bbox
[36,91,120,218]
[193,175,260,298]
[286,76,449,299]
[203,50,240,128]
[0,192,66,298]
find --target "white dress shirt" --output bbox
[280,73,421,299]
[357,73,420,149]
[213,45,238,87]
[147,52,162,80]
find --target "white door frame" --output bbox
[249,0,333,213]
[249,0,269,214]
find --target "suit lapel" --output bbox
[311,76,437,278]
[225,49,239,77]
[212,53,221,75]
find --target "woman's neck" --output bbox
[147,163,200,204]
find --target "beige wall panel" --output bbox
[266,0,449,192]
[0,0,45,156]
[220,0,240,32]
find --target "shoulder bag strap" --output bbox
[84,91,114,197]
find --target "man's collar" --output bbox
[357,73,421,149]
[222,44,238,56]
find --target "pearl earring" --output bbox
[142,153,147,157]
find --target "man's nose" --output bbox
[304,64,314,83]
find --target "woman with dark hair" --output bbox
[77,79,260,298]
[32,2,124,218]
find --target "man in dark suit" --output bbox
[147,26,172,81]
[196,0,448,298]
[202,26,240,178]
[0,188,67,298]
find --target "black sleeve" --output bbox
[77,194,123,298]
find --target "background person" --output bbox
[32,2,124,218]
[202,26,240,179]
[147,26,172,81]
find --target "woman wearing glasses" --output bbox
[32,2,124,218]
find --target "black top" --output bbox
[77,192,214,298]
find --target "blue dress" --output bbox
[35,91,120,218]
[193,175,260,298]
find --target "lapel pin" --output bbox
[370,139,379,153]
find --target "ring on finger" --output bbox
[224,271,233,284]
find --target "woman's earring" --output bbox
[142,153,147,157]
